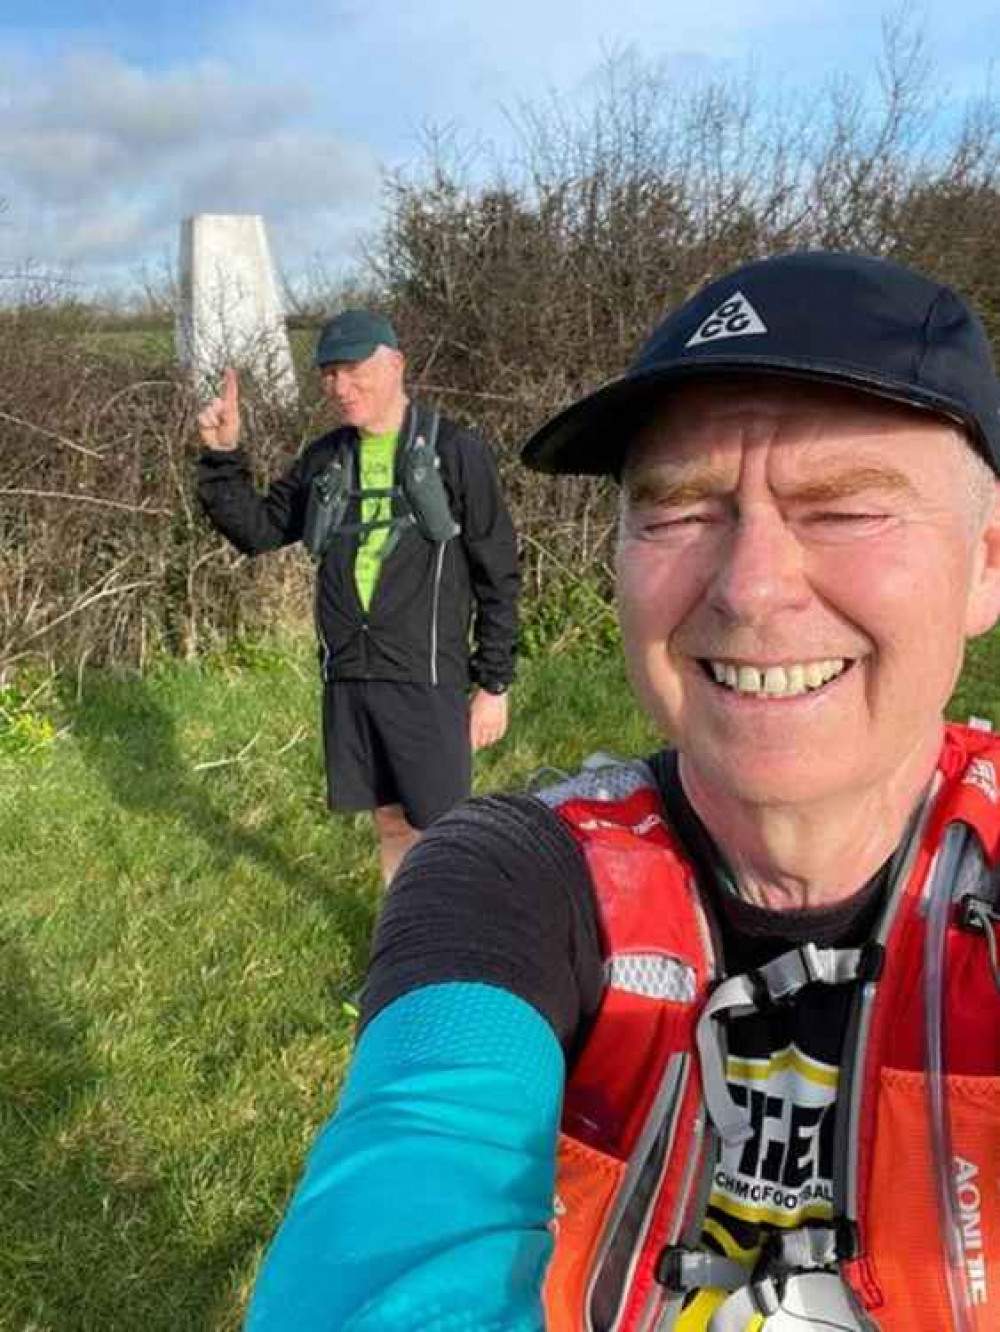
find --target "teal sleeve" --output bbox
[245,982,565,1332]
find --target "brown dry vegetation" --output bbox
[0,312,330,675]
[3,22,1000,675]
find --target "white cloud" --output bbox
[172,133,380,220]
[0,0,995,292]
[22,51,306,142]
[0,49,383,289]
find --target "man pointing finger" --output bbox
[195,313,520,885]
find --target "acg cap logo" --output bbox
[686,290,768,348]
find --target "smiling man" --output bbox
[196,311,519,885]
[244,254,1000,1332]
[617,377,997,904]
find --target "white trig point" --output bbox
[176,214,298,401]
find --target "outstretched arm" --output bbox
[247,983,563,1331]
[244,796,603,1331]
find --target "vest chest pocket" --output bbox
[545,1133,628,1329]
[865,1067,1000,1331]
[545,1053,696,1332]
[303,455,351,560]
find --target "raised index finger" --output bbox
[222,367,239,416]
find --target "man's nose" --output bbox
[707,508,810,623]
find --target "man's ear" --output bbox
[966,480,1000,638]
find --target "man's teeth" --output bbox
[708,659,848,696]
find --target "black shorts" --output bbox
[322,680,472,829]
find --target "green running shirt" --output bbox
[354,430,398,611]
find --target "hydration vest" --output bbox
[538,724,1000,1331]
[302,406,460,562]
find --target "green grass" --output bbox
[0,637,656,1332]
[946,626,1000,729]
[1,627,998,1331]
[83,325,319,372]
[85,327,175,363]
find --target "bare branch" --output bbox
[0,408,103,459]
[13,579,156,650]
[0,488,170,516]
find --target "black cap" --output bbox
[521,251,1000,477]
[314,309,399,367]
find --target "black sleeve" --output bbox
[196,446,311,555]
[448,427,520,689]
[360,794,605,1053]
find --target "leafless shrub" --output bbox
[3,16,999,672]
[0,303,321,676]
[370,20,1000,594]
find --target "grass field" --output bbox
[84,323,319,370]
[1,628,998,1331]
[0,638,658,1332]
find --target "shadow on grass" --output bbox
[0,935,264,1331]
[62,672,377,992]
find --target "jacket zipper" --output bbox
[429,543,445,686]
[313,570,331,681]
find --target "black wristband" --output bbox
[480,680,509,696]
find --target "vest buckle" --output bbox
[654,1245,746,1294]
[958,894,1000,994]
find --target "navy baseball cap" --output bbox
[521,251,1000,477]
[314,309,399,367]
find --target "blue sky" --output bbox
[1,1,997,296]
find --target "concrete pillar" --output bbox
[176,214,298,400]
